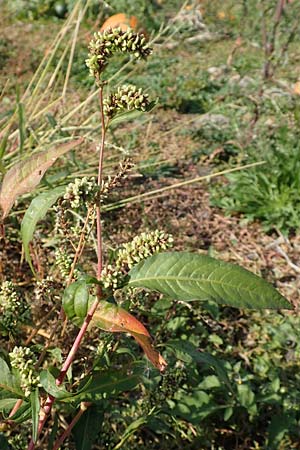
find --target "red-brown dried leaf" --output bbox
[0,138,83,218]
[93,301,167,372]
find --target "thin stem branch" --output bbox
[52,402,92,450]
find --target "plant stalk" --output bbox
[27,84,107,450]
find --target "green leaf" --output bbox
[72,405,103,450]
[165,340,232,392]
[39,370,72,400]
[0,358,23,398]
[7,401,31,423]
[267,414,293,449]
[62,280,94,327]
[113,417,148,450]
[0,398,19,412]
[0,138,83,218]
[21,186,65,274]
[237,384,256,409]
[30,388,40,443]
[128,252,292,309]
[73,369,140,403]
[0,434,9,450]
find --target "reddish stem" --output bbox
[52,402,92,450]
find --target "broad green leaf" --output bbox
[72,405,103,450]
[72,369,140,402]
[30,388,40,443]
[0,358,23,398]
[0,138,83,218]
[39,370,72,400]
[21,186,66,273]
[128,252,292,309]
[237,384,256,409]
[62,280,94,327]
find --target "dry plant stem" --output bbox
[52,402,92,450]
[27,86,107,450]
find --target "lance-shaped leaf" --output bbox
[0,138,83,218]
[128,252,292,310]
[21,186,66,274]
[92,301,167,372]
[0,358,23,399]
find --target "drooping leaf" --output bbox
[72,405,103,450]
[39,370,72,400]
[0,138,83,218]
[92,301,167,372]
[0,358,23,398]
[30,388,40,443]
[73,369,140,403]
[128,252,292,309]
[21,186,66,273]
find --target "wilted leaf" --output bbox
[92,301,167,372]
[293,81,300,95]
[128,252,292,309]
[0,138,83,218]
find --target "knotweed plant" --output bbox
[0,25,292,450]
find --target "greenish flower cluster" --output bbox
[55,247,80,281]
[100,158,134,203]
[9,346,40,397]
[117,230,174,269]
[34,276,55,303]
[0,281,28,335]
[101,230,173,290]
[86,28,152,79]
[104,84,150,119]
[64,177,98,209]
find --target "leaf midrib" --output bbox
[129,274,261,294]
